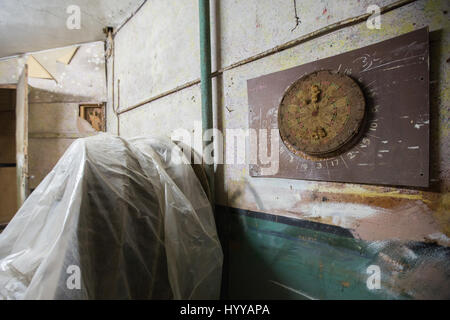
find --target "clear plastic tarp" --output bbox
[0,134,223,299]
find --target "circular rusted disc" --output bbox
[278,70,365,158]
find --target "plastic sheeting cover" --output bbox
[0,134,223,299]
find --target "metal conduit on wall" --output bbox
[199,0,215,205]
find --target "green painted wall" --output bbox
[219,207,450,299]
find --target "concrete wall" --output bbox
[0,42,107,190]
[0,57,24,85]
[27,42,107,189]
[107,0,450,299]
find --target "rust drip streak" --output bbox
[116,0,417,115]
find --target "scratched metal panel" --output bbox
[248,28,429,187]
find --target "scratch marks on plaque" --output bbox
[355,146,366,155]
[340,155,349,169]
[326,161,331,179]
[367,133,380,139]
[353,53,425,73]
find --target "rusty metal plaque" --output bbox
[247,28,429,187]
[278,70,366,159]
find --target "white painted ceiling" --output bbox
[0,0,145,58]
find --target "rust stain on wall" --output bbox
[227,178,450,245]
[434,193,450,236]
[352,202,444,242]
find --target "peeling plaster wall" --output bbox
[28,42,107,189]
[107,0,450,298]
[0,57,25,85]
[0,42,107,190]
[107,0,202,143]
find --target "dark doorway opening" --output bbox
[0,87,17,226]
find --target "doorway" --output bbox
[0,87,17,227]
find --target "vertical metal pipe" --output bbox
[198,0,214,205]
